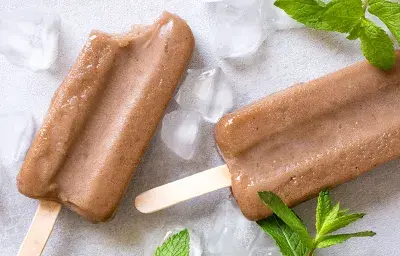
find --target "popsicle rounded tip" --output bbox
[134,192,153,214]
[134,188,172,214]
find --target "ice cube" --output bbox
[249,231,280,256]
[161,110,202,160]
[206,198,262,255]
[175,68,233,123]
[0,112,36,169]
[213,1,264,58]
[144,226,202,256]
[0,8,60,71]
[261,1,303,32]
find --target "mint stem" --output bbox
[307,248,316,256]
[363,0,369,12]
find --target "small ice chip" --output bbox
[161,110,202,160]
[175,67,233,123]
[0,8,60,71]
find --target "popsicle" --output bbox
[17,10,194,256]
[17,11,194,223]
[135,52,400,221]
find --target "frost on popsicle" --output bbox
[0,9,60,71]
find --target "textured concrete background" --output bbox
[1,0,400,255]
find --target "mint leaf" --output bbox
[274,0,329,30]
[318,200,366,236]
[347,20,362,40]
[274,0,364,32]
[359,18,395,70]
[319,212,366,235]
[369,0,400,43]
[323,0,364,33]
[315,190,332,233]
[273,0,398,69]
[318,202,340,234]
[316,231,376,248]
[154,229,190,256]
[337,208,350,217]
[258,191,314,248]
[257,215,309,256]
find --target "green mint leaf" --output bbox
[257,215,309,256]
[318,202,340,235]
[321,213,366,235]
[369,0,400,43]
[347,20,362,40]
[274,0,364,32]
[315,190,332,233]
[359,18,395,70]
[337,208,350,217]
[274,0,329,30]
[154,229,190,256]
[273,0,397,69]
[323,0,364,33]
[316,231,376,248]
[258,191,314,248]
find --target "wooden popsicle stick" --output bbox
[17,200,62,256]
[135,164,231,213]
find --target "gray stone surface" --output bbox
[1,0,399,255]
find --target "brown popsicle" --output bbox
[17,11,194,223]
[135,52,400,222]
[216,52,400,220]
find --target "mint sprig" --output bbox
[274,0,400,70]
[257,190,375,256]
[154,229,190,256]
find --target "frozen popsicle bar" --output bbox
[17,12,194,222]
[215,52,400,221]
